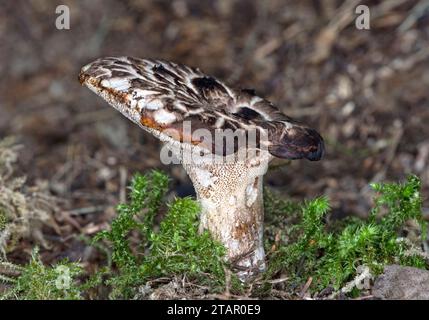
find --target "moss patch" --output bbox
[1,171,427,299]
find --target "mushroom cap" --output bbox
[79,57,324,161]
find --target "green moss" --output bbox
[2,171,427,299]
[265,175,428,294]
[1,248,82,300]
[93,170,229,299]
[141,198,226,282]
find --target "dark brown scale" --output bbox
[153,72,169,83]
[127,57,143,66]
[152,71,175,86]
[92,69,108,78]
[222,120,238,131]
[152,64,180,81]
[130,78,148,88]
[184,86,199,98]
[113,60,131,67]
[241,88,257,95]
[202,115,217,126]
[233,107,261,120]
[184,103,200,110]
[163,98,177,112]
[152,64,166,72]
[110,70,133,78]
[192,77,227,94]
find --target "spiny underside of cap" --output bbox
[79,56,324,160]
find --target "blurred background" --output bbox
[1,1,428,262]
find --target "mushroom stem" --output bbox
[180,152,270,280]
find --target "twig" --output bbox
[266,277,289,284]
[353,295,374,300]
[206,293,259,300]
[66,205,107,216]
[60,211,82,232]
[309,0,361,63]
[371,0,410,19]
[398,0,429,32]
[299,277,313,298]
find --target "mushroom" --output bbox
[79,57,324,280]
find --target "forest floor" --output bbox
[1,0,429,299]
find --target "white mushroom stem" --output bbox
[187,163,267,279]
[166,142,271,280]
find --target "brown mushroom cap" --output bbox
[79,56,324,160]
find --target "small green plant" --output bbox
[93,170,228,299]
[0,248,82,300]
[266,175,428,294]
